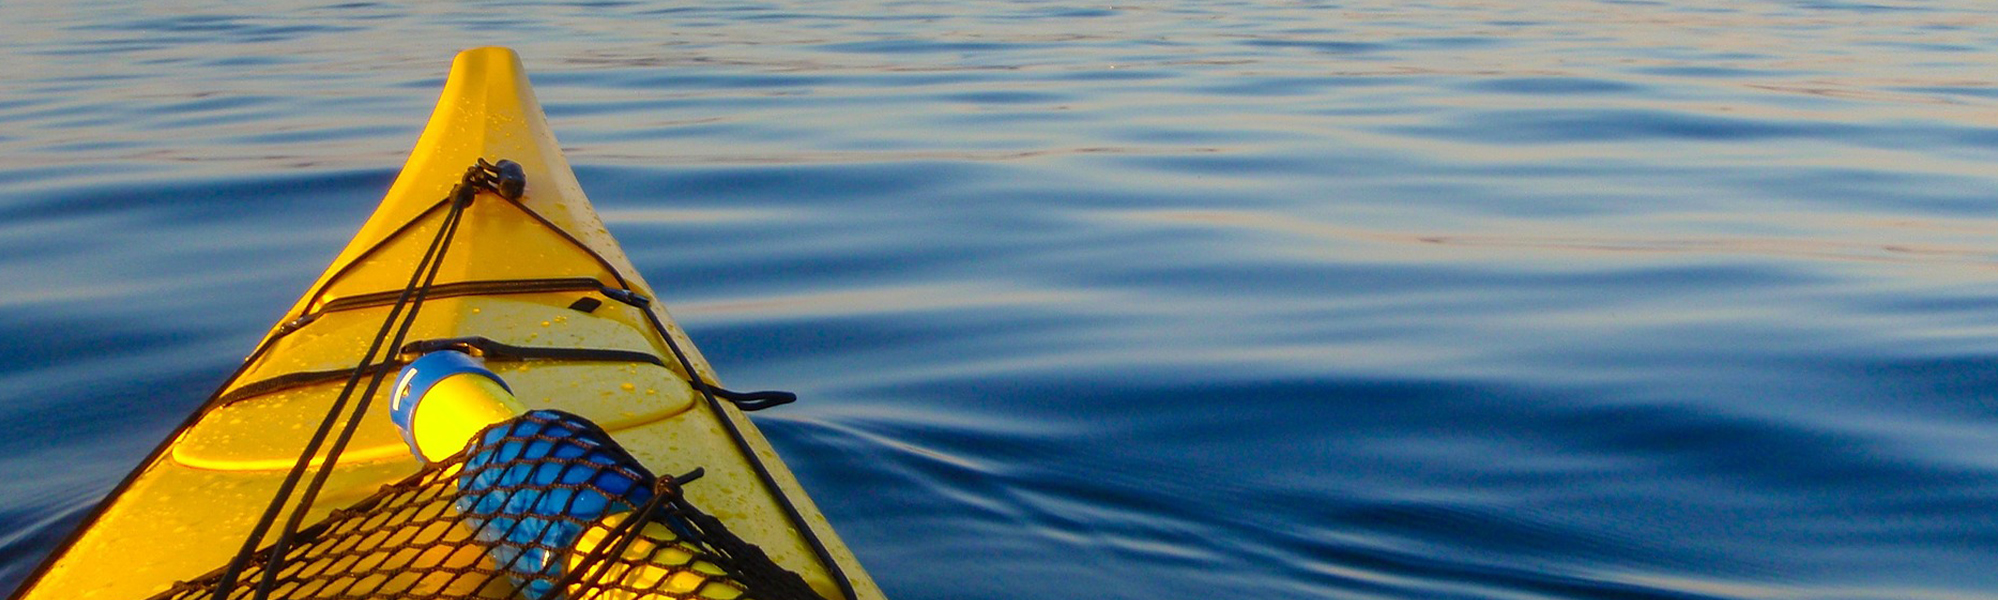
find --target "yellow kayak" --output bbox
[12,47,882,600]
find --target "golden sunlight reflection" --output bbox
[1117,209,1998,272]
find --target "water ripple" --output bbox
[7,0,1998,598]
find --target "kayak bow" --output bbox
[13,47,881,600]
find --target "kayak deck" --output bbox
[13,47,881,600]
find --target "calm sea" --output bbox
[4,0,1998,598]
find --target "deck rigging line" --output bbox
[210,159,517,600]
[197,158,849,600]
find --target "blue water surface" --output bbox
[4,0,1998,598]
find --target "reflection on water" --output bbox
[1125,209,1998,267]
[5,0,1998,598]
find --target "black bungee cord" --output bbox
[210,159,522,600]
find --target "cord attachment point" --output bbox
[692,381,798,411]
[456,158,528,205]
[602,288,652,307]
[492,159,527,200]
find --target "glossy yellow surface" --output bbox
[17,47,881,600]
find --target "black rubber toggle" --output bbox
[493,159,526,200]
[566,297,602,313]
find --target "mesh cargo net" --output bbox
[153,410,824,600]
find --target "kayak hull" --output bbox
[13,47,880,600]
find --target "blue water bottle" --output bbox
[390,352,647,597]
[390,351,740,600]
